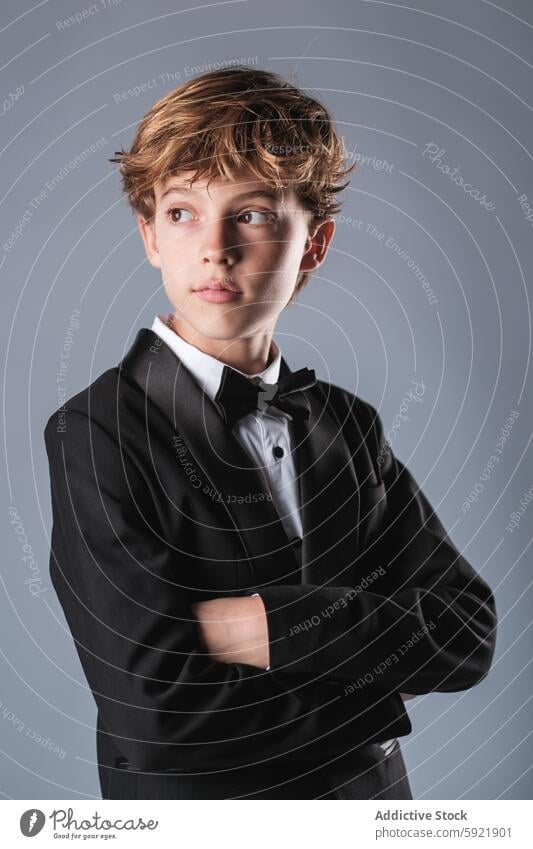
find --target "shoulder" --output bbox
[42,363,154,503]
[44,366,113,439]
[43,364,143,448]
[314,376,381,431]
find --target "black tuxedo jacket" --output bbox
[44,328,497,799]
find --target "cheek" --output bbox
[157,231,195,285]
[253,231,300,267]
[158,226,186,259]
[156,215,194,247]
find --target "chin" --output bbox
[183,316,253,341]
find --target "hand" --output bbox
[190,595,270,669]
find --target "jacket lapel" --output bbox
[118,328,363,591]
[289,379,362,587]
[119,329,299,588]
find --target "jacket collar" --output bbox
[150,314,282,403]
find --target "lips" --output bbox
[194,285,242,304]
[193,279,243,303]
[195,280,241,293]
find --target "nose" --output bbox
[200,214,239,267]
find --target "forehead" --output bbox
[155,168,298,205]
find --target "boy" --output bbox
[44,66,497,800]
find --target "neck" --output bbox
[168,314,277,375]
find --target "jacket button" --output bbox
[273,445,284,459]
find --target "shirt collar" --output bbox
[151,314,282,404]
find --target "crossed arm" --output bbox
[191,596,419,699]
[191,400,497,698]
[44,401,495,772]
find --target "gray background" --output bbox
[1,0,532,800]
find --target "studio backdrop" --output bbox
[1,0,532,800]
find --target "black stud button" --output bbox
[273,445,284,459]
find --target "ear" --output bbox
[137,215,161,269]
[299,217,336,274]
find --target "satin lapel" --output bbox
[288,377,362,587]
[118,329,300,588]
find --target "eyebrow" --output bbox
[160,185,282,203]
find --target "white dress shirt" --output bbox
[151,314,303,544]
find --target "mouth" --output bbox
[194,279,242,293]
[193,279,243,303]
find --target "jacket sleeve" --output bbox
[44,408,411,773]
[248,403,498,695]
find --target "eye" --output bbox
[166,207,194,223]
[237,210,276,225]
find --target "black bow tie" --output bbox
[214,364,317,429]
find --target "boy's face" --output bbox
[137,167,334,348]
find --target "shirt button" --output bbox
[273,445,284,459]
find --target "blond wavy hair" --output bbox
[110,66,355,298]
